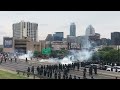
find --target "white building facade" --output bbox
[13,21,38,41]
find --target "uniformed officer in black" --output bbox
[91,76,94,79]
[50,71,52,78]
[69,75,72,79]
[89,66,92,76]
[58,72,61,79]
[74,76,76,79]
[11,58,12,62]
[94,66,97,75]
[27,67,30,77]
[15,57,17,62]
[83,67,86,78]
[77,62,80,71]
[44,69,46,76]
[54,71,57,79]
[37,66,40,75]
[5,58,6,62]
[63,74,65,79]
[66,74,68,79]
[31,66,34,74]
[47,70,49,77]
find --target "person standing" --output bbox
[11,58,12,62]
[26,58,28,62]
[73,76,76,79]
[27,67,30,77]
[5,58,6,62]
[63,74,65,79]
[54,71,57,79]
[37,66,40,75]
[15,57,17,62]
[31,66,34,74]
[58,72,61,79]
[83,67,86,79]
[69,75,72,79]
[50,71,52,78]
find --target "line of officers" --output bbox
[83,65,97,79]
[27,62,81,79]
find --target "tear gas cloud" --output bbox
[16,36,96,64]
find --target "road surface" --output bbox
[0,59,120,79]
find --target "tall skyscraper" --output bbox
[53,32,64,41]
[13,21,38,41]
[111,32,120,45]
[85,25,95,36]
[70,23,76,36]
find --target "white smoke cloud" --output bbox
[17,36,95,64]
[18,51,33,60]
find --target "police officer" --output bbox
[15,57,17,62]
[66,74,68,79]
[78,77,80,79]
[54,71,57,79]
[58,72,61,79]
[43,65,45,70]
[63,74,65,79]
[37,66,40,75]
[5,58,6,62]
[44,69,46,76]
[31,66,34,74]
[89,66,92,76]
[74,76,76,79]
[47,70,49,77]
[83,67,86,78]
[50,71,52,78]
[77,62,80,71]
[94,66,97,75]
[27,67,30,77]
[91,76,94,79]
[69,75,72,79]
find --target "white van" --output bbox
[106,65,112,71]
[113,66,120,72]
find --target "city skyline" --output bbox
[1,11,120,44]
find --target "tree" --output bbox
[98,47,114,51]
[33,51,39,57]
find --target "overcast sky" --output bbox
[0,11,120,44]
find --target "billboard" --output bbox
[3,37,13,48]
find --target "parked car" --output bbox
[90,64,100,69]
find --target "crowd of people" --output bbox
[27,62,98,79]
[27,62,81,79]
[0,53,18,64]
[0,53,98,79]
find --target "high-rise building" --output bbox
[111,32,120,45]
[67,35,76,43]
[100,38,107,45]
[70,23,76,36]
[13,21,38,41]
[85,25,95,36]
[45,34,53,41]
[53,32,64,41]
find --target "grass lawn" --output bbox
[0,70,28,79]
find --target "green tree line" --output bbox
[92,47,120,63]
